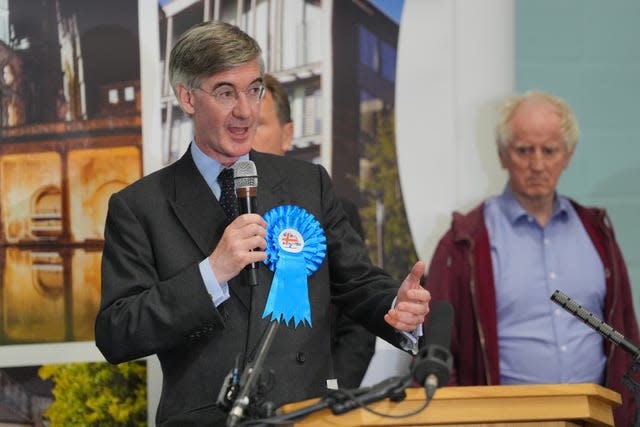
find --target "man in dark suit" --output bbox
[94,21,430,426]
[253,73,376,389]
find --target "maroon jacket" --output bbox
[425,200,639,426]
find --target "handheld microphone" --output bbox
[412,300,454,399]
[233,160,259,286]
[550,289,640,359]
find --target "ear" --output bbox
[176,84,195,115]
[498,147,509,169]
[281,122,294,153]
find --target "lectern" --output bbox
[280,383,621,426]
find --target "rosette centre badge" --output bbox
[279,229,304,253]
[263,205,326,328]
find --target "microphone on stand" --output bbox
[226,321,280,427]
[233,160,259,286]
[550,289,640,359]
[412,300,454,399]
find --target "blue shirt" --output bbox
[191,142,249,306]
[484,186,606,385]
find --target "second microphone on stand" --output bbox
[412,300,454,400]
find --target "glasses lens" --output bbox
[245,85,264,104]
[197,84,264,108]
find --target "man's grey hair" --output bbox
[169,20,264,95]
[495,90,580,153]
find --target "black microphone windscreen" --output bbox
[424,300,453,349]
[412,300,454,386]
[233,160,258,188]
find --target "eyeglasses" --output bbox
[191,83,265,109]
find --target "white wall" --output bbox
[362,0,515,387]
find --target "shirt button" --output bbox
[555,308,561,316]
[543,238,549,245]
[560,345,567,352]
[296,352,306,364]
[549,272,556,280]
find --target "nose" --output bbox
[231,92,253,118]
[529,148,545,170]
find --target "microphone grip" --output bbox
[236,187,259,286]
[237,188,257,215]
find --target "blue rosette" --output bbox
[262,205,326,327]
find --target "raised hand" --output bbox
[384,261,430,332]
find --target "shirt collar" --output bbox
[497,184,570,225]
[190,141,249,189]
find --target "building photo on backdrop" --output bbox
[0,0,144,425]
[2,0,640,425]
[0,0,416,424]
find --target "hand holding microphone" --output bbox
[209,160,267,284]
[233,160,261,286]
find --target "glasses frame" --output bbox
[191,83,265,109]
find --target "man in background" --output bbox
[253,74,376,389]
[425,90,639,426]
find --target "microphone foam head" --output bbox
[233,160,258,188]
[412,300,454,387]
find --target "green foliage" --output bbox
[39,361,147,427]
[359,110,418,278]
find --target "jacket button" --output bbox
[296,352,305,364]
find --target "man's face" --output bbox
[253,90,292,156]
[500,99,573,204]
[176,59,263,166]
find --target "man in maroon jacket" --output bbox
[426,90,639,426]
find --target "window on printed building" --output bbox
[108,89,119,104]
[358,25,379,72]
[380,40,396,82]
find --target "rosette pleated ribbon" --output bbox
[262,205,326,327]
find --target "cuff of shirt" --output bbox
[199,258,230,306]
[392,297,424,355]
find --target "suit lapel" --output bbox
[167,150,294,316]
[169,150,253,309]
[169,150,227,256]
[252,151,289,215]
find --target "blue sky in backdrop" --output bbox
[369,0,403,23]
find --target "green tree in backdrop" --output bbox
[39,361,146,426]
[359,109,417,279]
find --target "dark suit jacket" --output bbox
[95,149,403,425]
[331,198,376,389]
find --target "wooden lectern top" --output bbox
[280,383,621,427]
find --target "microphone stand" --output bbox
[227,321,279,427]
[328,375,411,415]
[622,356,640,427]
[238,375,413,426]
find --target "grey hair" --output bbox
[169,21,264,95]
[495,90,580,153]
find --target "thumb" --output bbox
[403,261,426,289]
